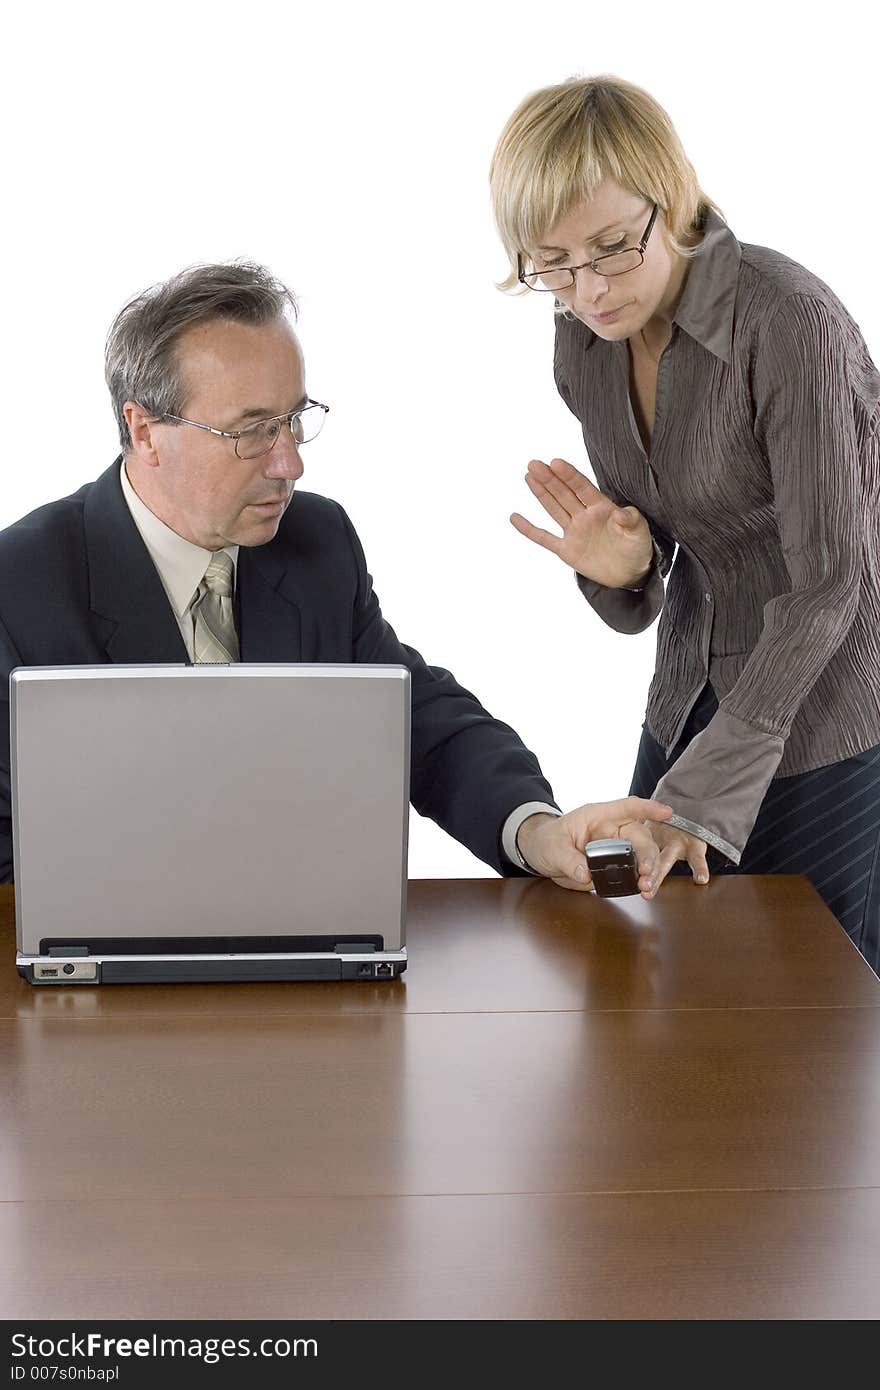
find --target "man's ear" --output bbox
[123,401,162,468]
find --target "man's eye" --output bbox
[263,419,283,439]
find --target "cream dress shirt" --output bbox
[119,461,238,663]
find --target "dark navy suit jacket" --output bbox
[0,461,555,881]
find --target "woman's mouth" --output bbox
[590,303,630,325]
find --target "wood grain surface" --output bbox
[1,876,878,1319]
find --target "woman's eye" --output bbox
[599,239,627,255]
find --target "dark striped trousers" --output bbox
[630,684,880,975]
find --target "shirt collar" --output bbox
[119,460,239,618]
[672,207,741,364]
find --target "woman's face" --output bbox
[528,178,684,341]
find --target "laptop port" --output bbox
[357,963,374,978]
[39,968,59,978]
[375,962,393,978]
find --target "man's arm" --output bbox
[334,503,673,887]
[335,503,557,874]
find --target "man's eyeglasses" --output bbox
[518,204,658,292]
[158,399,330,460]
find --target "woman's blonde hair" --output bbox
[489,75,722,290]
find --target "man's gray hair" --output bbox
[104,261,298,450]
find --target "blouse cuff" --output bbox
[575,540,666,635]
[651,708,786,865]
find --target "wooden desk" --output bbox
[1,875,878,1320]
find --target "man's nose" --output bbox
[264,425,304,480]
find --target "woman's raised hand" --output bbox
[511,457,654,589]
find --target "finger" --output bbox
[550,858,596,891]
[536,464,589,519]
[617,821,660,880]
[615,823,661,900]
[550,874,595,893]
[688,845,711,886]
[605,797,674,826]
[524,473,572,530]
[545,457,606,507]
[509,513,564,555]
[542,843,597,889]
[652,841,683,893]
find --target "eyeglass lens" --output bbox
[236,406,324,459]
[524,247,644,291]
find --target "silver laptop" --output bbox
[11,665,410,984]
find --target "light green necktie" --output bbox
[192,551,240,663]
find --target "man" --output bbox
[0,261,671,888]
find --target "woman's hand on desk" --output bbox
[510,457,654,589]
[643,823,711,898]
[516,796,674,897]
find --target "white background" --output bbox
[5,0,878,877]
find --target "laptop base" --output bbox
[17,950,407,985]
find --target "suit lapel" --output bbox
[237,544,302,661]
[83,461,303,664]
[84,462,190,663]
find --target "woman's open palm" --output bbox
[511,457,654,589]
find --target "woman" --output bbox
[489,75,880,970]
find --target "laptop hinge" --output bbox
[48,945,90,957]
[335,942,376,954]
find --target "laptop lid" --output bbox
[11,665,410,983]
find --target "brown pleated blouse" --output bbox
[554,209,880,862]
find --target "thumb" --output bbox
[614,505,645,532]
[553,847,593,886]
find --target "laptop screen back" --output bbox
[11,665,410,956]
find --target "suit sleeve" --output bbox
[0,616,22,882]
[335,504,559,875]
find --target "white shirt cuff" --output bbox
[502,802,563,873]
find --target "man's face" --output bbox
[529,178,681,341]
[138,317,307,550]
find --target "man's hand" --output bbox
[645,823,711,898]
[510,457,654,589]
[515,797,674,898]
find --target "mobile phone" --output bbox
[584,839,640,898]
